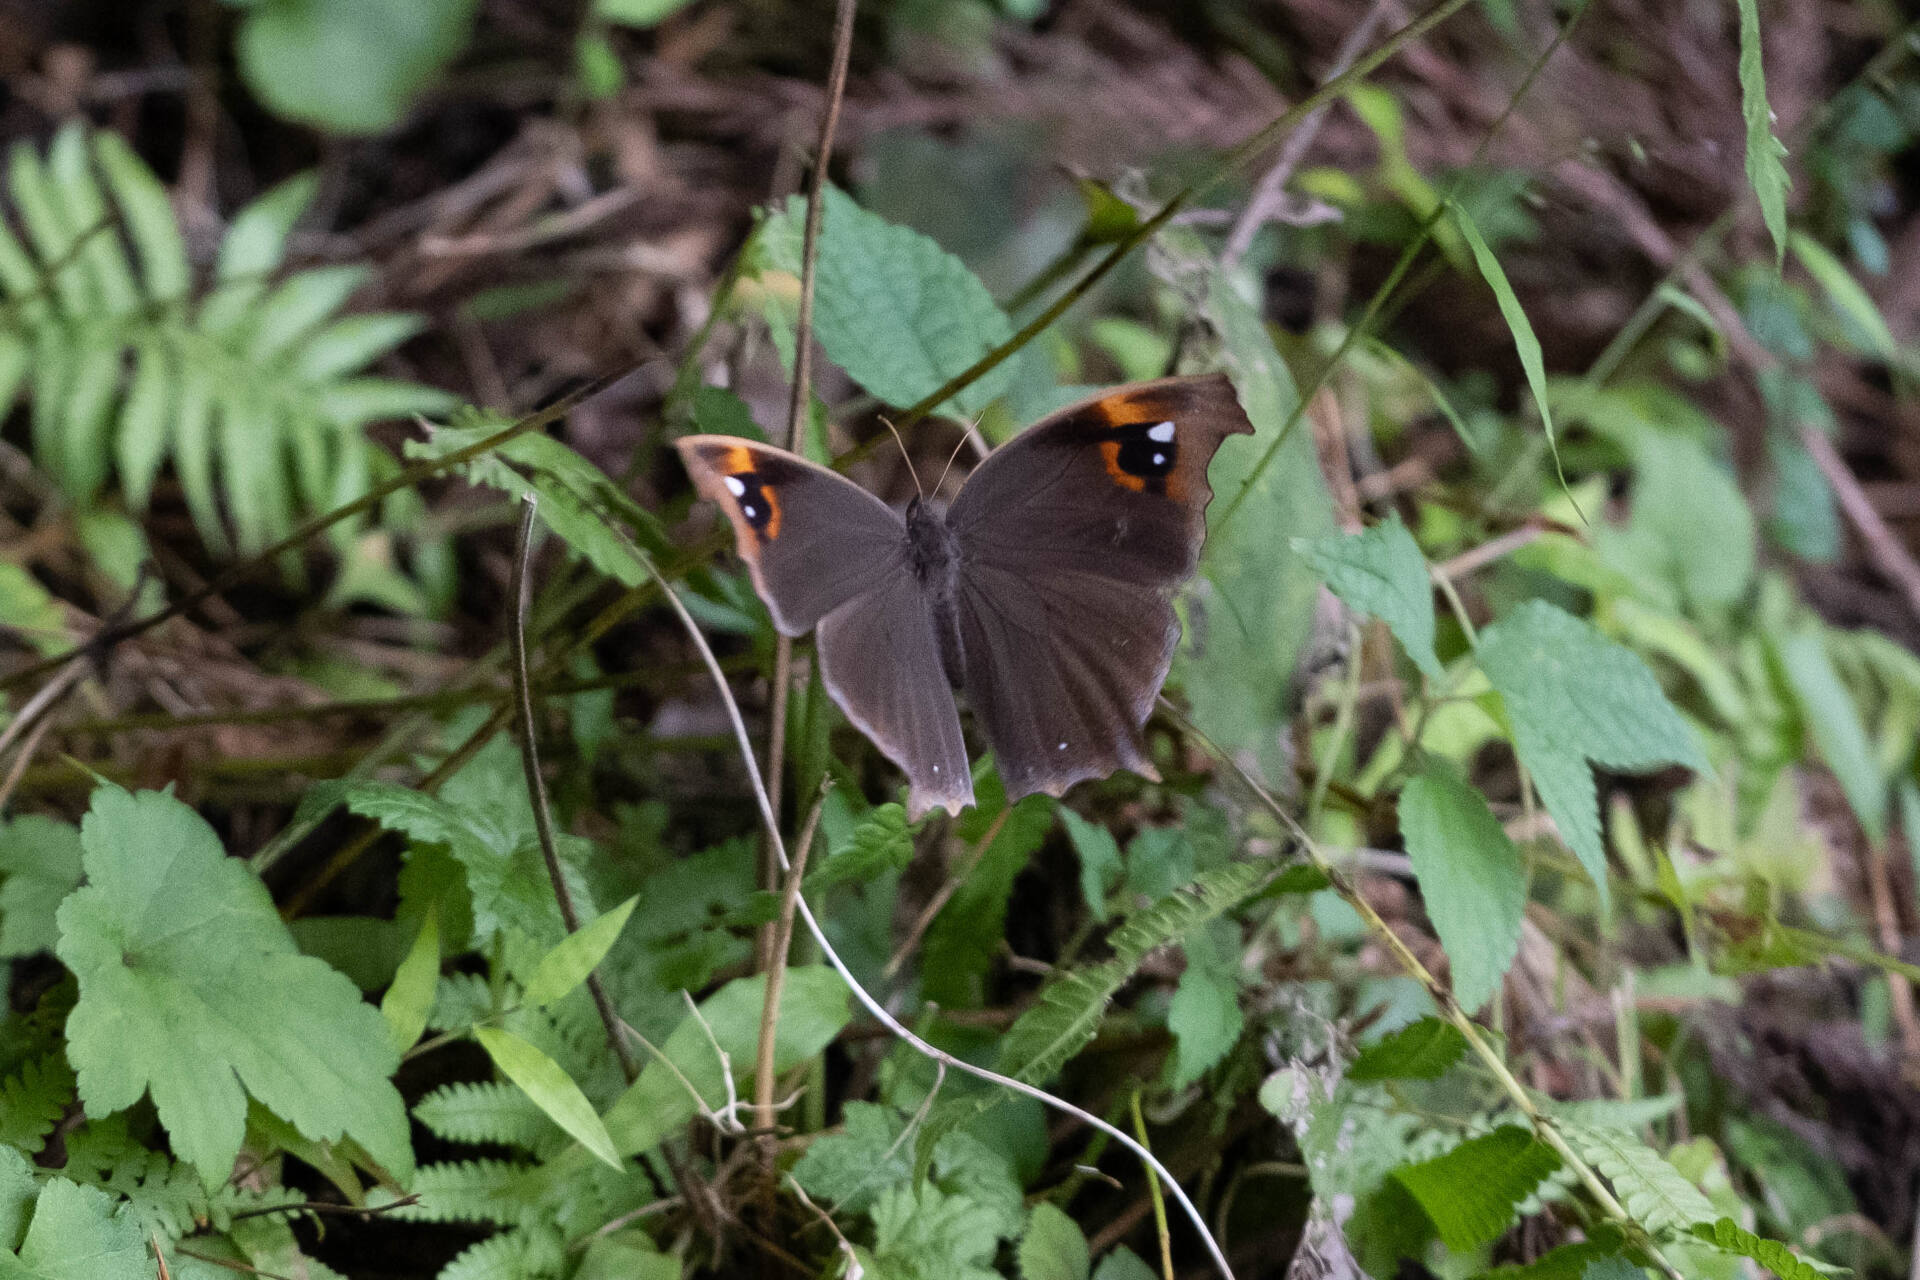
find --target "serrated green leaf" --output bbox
[0,816,82,959]
[1058,808,1122,923]
[1450,200,1565,492]
[522,894,638,1008]
[767,185,1015,417]
[1737,0,1792,265]
[0,1056,76,1156]
[54,786,412,1183]
[1019,1202,1091,1280]
[1392,1125,1560,1251]
[1347,1016,1468,1082]
[0,1178,149,1280]
[866,1183,1006,1280]
[1776,627,1884,839]
[1689,1217,1824,1280]
[1298,513,1442,677]
[380,909,439,1054]
[1399,765,1526,1013]
[1563,1125,1716,1234]
[805,804,913,892]
[791,1101,913,1214]
[473,1027,620,1171]
[1477,600,1706,909]
[602,968,849,1156]
[1166,918,1242,1089]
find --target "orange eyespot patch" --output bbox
[1098,440,1147,492]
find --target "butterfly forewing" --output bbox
[676,435,906,634]
[944,374,1253,800]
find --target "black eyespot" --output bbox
[1112,421,1177,482]
[722,470,780,536]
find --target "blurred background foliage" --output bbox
[2,1,1920,1278]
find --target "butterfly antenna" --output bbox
[932,423,977,496]
[879,415,924,499]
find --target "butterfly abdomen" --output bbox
[905,496,968,688]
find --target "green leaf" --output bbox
[1790,232,1893,359]
[1297,513,1442,678]
[0,816,82,958]
[413,1081,552,1151]
[1477,1231,1630,1280]
[1166,918,1243,1089]
[1689,1218,1824,1280]
[233,0,481,135]
[93,131,187,303]
[1776,627,1885,839]
[1392,1126,1560,1251]
[0,1178,149,1280]
[806,804,914,892]
[0,1056,76,1156]
[1593,421,1756,612]
[575,1230,680,1280]
[1187,269,1334,769]
[1019,1203,1091,1280]
[865,1184,1006,1280]
[1736,0,1792,265]
[1477,600,1706,909]
[1058,808,1122,923]
[1091,1249,1157,1280]
[923,785,1054,1007]
[767,186,1015,418]
[380,909,439,1054]
[54,786,411,1182]
[1399,766,1527,1013]
[602,968,849,1156]
[1580,1261,1648,1280]
[1449,200,1567,495]
[1563,1125,1716,1234]
[596,0,699,25]
[1347,1016,1468,1082]
[522,895,638,1008]
[791,1102,913,1214]
[472,1027,620,1171]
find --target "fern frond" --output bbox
[998,861,1269,1083]
[396,1160,540,1227]
[0,1052,73,1154]
[414,1081,556,1153]
[0,121,454,588]
[438,1224,565,1280]
[1564,1124,1718,1235]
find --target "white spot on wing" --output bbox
[741,503,758,519]
[1151,452,1166,466]
[1147,421,1175,443]
[723,475,746,496]
[1057,741,1068,751]
[932,764,940,773]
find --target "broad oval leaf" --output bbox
[1399,766,1527,1014]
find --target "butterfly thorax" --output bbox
[904,496,968,688]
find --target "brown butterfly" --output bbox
[677,374,1252,819]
